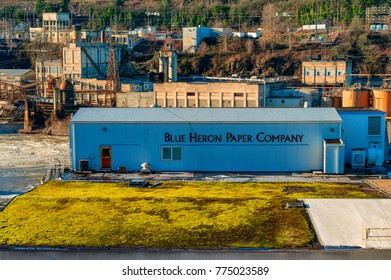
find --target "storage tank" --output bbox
[342,88,370,108]
[372,89,391,118]
[59,80,75,106]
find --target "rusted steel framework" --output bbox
[0,81,29,102]
[105,46,120,107]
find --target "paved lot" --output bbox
[303,199,391,249]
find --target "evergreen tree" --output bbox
[35,0,47,14]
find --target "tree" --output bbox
[35,0,47,14]
[59,0,70,13]
[261,3,282,48]
[115,0,124,8]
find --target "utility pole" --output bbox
[239,13,241,32]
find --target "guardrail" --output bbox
[362,224,391,248]
[41,159,69,184]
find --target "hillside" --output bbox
[133,29,391,77]
[2,1,391,30]
[1,1,390,77]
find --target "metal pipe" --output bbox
[262,79,266,107]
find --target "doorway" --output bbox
[100,146,112,170]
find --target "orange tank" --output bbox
[372,89,391,118]
[59,80,74,90]
[342,88,370,108]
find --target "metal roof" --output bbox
[70,107,342,124]
[0,69,34,76]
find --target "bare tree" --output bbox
[261,3,282,48]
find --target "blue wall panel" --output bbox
[71,121,341,172]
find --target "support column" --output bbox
[23,100,32,132]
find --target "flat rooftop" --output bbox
[304,199,391,249]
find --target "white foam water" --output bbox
[0,123,69,194]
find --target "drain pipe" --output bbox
[262,79,267,107]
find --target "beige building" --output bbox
[0,69,35,86]
[154,82,268,108]
[302,60,352,85]
[35,60,62,81]
[63,43,119,80]
[42,12,70,43]
[29,13,72,43]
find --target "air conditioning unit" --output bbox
[351,149,366,168]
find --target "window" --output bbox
[162,147,182,161]
[368,116,381,135]
[281,99,285,104]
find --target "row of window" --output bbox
[306,71,344,76]
[186,92,245,97]
[36,66,62,73]
[43,20,69,26]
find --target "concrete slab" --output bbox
[303,199,391,249]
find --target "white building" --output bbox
[183,26,232,53]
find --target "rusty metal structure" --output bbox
[0,81,34,102]
[105,46,120,107]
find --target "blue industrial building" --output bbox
[338,108,386,168]
[69,107,386,174]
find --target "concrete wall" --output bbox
[154,82,265,108]
[63,43,117,80]
[267,97,303,107]
[302,61,352,85]
[2,248,391,260]
[270,88,321,107]
[183,27,231,53]
[116,92,154,107]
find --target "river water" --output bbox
[0,122,69,198]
